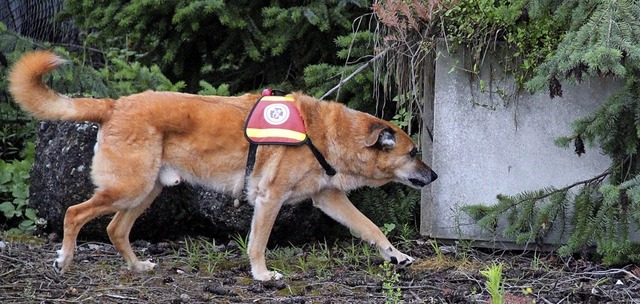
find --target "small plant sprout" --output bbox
[429,240,445,263]
[396,223,416,251]
[380,223,396,236]
[361,241,375,274]
[480,262,505,304]
[378,261,403,304]
[231,232,249,257]
[296,254,308,273]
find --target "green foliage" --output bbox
[61,0,370,92]
[429,240,445,263]
[349,186,420,238]
[390,103,410,129]
[0,118,35,161]
[198,81,230,96]
[303,28,378,111]
[380,223,396,236]
[526,0,640,93]
[97,49,186,95]
[462,186,570,246]
[0,29,38,162]
[0,27,42,234]
[441,0,563,88]
[304,60,376,109]
[0,142,41,234]
[560,175,640,265]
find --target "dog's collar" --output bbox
[243,91,336,189]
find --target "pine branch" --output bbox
[505,170,610,209]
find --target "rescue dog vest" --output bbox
[243,92,336,185]
[245,95,307,145]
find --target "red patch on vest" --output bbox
[244,95,308,145]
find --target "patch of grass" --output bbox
[455,239,474,264]
[260,239,402,280]
[230,232,249,257]
[202,239,231,275]
[269,246,300,277]
[183,237,201,272]
[334,239,378,273]
[530,251,551,271]
[341,239,361,267]
[308,241,333,279]
[180,237,232,274]
[296,253,309,273]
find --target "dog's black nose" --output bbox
[430,170,438,182]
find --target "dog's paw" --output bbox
[253,270,284,281]
[388,253,415,267]
[130,259,157,272]
[53,260,65,274]
[53,249,71,274]
[381,246,415,268]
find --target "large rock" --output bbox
[30,121,325,244]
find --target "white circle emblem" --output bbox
[263,103,290,125]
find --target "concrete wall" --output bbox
[421,45,617,246]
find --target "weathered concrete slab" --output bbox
[422,45,616,246]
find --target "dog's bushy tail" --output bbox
[9,51,114,123]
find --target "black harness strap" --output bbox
[245,140,336,178]
[245,142,259,180]
[305,138,336,176]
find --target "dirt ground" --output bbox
[1,233,640,304]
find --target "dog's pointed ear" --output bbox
[365,123,396,150]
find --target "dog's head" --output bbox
[353,117,437,189]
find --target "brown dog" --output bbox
[9,51,437,281]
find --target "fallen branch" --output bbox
[104,293,139,301]
[321,48,390,100]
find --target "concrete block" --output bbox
[422,45,616,246]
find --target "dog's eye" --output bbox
[409,147,418,158]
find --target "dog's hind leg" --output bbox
[54,127,164,274]
[54,190,119,274]
[107,182,163,272]
[312,189,415,267]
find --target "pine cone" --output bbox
[574,135,585,156]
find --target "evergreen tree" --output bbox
[60,0,370,93]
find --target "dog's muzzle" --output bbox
[409,170,438,188]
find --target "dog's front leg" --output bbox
[312,189,415,267]
[248,195,284,281]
